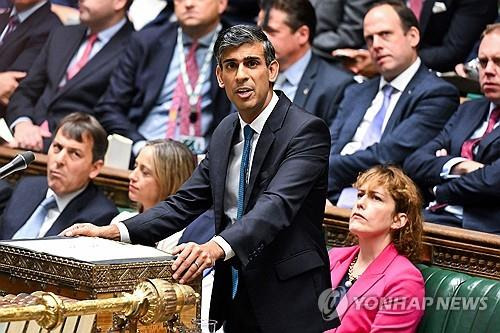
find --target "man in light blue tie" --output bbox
[63,25,337,333]
[0,113,118,239]
[327,0,459,207]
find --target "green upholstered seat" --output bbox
[418,265,500,333]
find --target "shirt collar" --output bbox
[182,23,222,48]
[88,18,127,44]
[47,183,88,212]
[281,49,312,87]
[379,57,421,92]
[238,92,279,137]
[11,1,47,23]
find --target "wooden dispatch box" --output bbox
[0,237,201,332]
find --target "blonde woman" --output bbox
[111,139,196,251]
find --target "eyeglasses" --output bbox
[478,56,500,69]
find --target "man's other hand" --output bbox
[12,121,51,151]
[171,240,224,284]
[60,223,121,241]
[0,71,26,105]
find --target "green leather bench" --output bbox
[418,265,500,333]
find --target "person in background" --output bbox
[310,0,376,60]
[327,165,424,333]
[93,0,231,156]
[7,0,135,152]
[327,0,458,207]
[0,0,61,116]
[0,113,118,240]
[404,23,500,234]
[258,0,353,125]
[62,24,336,333]
[111,139,197,251]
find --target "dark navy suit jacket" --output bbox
[121,93,336,332]
[418,0,497,72]
[328,63,459,202]
[93,21,232,144]
[0,176,118,239]
[0,2,61,116]
[0,2,61,72]
[404,99,500,234]
[6,22,134,142]
[294,53,352,125]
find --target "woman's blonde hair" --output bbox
[352,165,423,262]
[143,139,197,201]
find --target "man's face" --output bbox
[13,0,41,11]
[79,0,122,28]
[174,0,227,33]
[257,8,308,71]
[363,4,419,81]
[47,130,103,196]
[216,42,279,123]
[478,31,500,104]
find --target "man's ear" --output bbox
[215,66,225,88]
[391,213,408,230]
[407,26,420,49]
[88,159,104,180]
[268,59,279,83]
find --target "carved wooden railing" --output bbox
[324,206,500,280]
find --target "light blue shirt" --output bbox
[274,49,312,102]
[136,26,218,146]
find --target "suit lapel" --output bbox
[0,12,7,31]
[335,79,379,152]
[294,55,317,107]
[61,22,133,92]
[212,115,239,230]
[451,101,489,155]
[476,102,500,160]
[243,94,289,209]
[9,180,47,239]
[51,25,87,96]
[143,24,177,112]
[338,244,399,321]
[418,0,435,36]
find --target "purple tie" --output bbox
[361,85,395,149]
[1,14,19,43]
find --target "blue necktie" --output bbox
[361,85,395,149]
[12,196,57,239]
[232,125,254,299]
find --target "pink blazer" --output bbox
[326,244,424,333]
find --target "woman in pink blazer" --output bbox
[325,166,425,333]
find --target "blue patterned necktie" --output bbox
[361,85,395,149]
[232,124,255,299]
[12,196,57,239]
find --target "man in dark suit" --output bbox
[404,23,500,234]
[6,0,134,152]
[64,25,337,333]
[0,113,118,240]
[327,0,459,206]
[258,0,352,125]
[94,0,231,156]
[416,0,497,73]
[0,0,61,115]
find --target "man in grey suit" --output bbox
[258,0,352,125]
[63,25,337,333]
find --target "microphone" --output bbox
[0,151,35,180]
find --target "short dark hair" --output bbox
[54,113,108,162]
[259,0,317,44]
[368,0,420,34]
[125,0,134,10]
[214,25,276,67]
